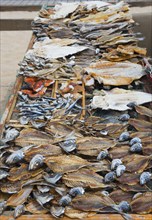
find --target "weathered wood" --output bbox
[1,214,152,220]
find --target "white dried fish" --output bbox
[91,88,152,111]
[26,38,87,59]
[85,61,144,86]
[50,3,79,19]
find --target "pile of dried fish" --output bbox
[1,1,152,219]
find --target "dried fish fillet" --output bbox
[27,38,87,59]
[15,128,53,147]
[131,192,152,214]
[45,155,90,173]
[85,61,144,86]
[91,88,152,111]
[6,186,33,207]
[77,136,116,156]
[63,169,108,189]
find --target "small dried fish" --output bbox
[37,185,50,193]
[119,114,130,122]
[59,139,77,153]
[117,201,130,212]
[29,154,44,170]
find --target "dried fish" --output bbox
[43,173,62,184]
[140,172,152,185]
[119,132,130,142]
[14,205,25,218]
[119,114,130,122]
[129,137,141,146]
[59,194,72,206]
[6,186,33,207]
[116,165,126,177]
[37,185,50,193]
[69,187,85,197]
[0,169,9,180]
[50,206,65,218]
[59,139,77,153]
[131,192,152,214]
[117,201,130,212]
[63,169,107,189]
[3,128,19,143]
[104,171,116,183]
[29,154,44,170]
[85,61,144,86]
[130,143,142,153]
[45,155,90,174]
[111,159,122,170]
[33,191,54,206]
[91,88,152,111]
[97,150,109,160]
[6,150,24,165]
[0,201,6,215]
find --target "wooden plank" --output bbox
[1,214,151,220]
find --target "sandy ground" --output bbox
[0,7,152,118]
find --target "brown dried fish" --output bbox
[24,144,62,161]
[135,105,152,118]
[110,190,133,204]
[109,145,130,159]
[85,61,144,86]
[6,186,33,207]
[128,118,152,132]
[77,137,116,156]
[65,207,95,219]
[122,154,151,173]
[63,169,109,189]
[15,128,53,147]
[8,163,43,182]
[45,155,90,173]
[25,199,48,214]
[131,192,152,214]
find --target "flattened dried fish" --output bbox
[15,128,53,147]
[85,61,144,86]
[77,137,116,156]
[45,155,90,173]
[131,192,152,214]
[6,186,33,207]
[29,154,44,170]
[63,169,107,189]
[91,88,152,111]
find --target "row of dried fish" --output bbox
[1,1,152,219]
